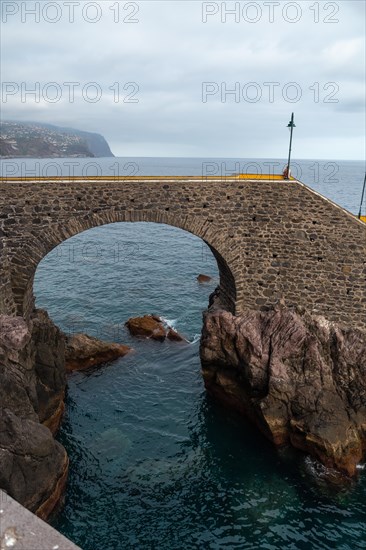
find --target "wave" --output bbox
[161,317,200,344]
[161,318,178,329]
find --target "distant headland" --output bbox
[0,120,114,158]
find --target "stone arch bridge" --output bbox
[1,175,366,520]
[0,176,365,330]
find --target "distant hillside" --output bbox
[0,121,114,158]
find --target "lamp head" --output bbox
[287,113,296,128]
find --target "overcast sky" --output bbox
[1,0,365,159]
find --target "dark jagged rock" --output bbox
[200,303,366,476]
[32,310,67,434]
[65,333,132,372]
[0,311,69,518]
[0,409,69,520]
[0,316,38,422]
[0,315,30,354]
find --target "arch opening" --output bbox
[9,211,237,320]
[29,222,242,549]
[32,221,225,341]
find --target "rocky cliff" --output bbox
[1,296,365,521]
[0,311,68,519]
[0,310,134,518]
[0,121,114,158]
[200,297,366,476]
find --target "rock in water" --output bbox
[167,327,188,342]
[200,303,366,476]
[125,315,167,341]
[65,333,132,372]
[197,274,212,283]
[126,315,189,343]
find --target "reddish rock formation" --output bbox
[65,333,132,372]
[125,315,167,341]
[200,303,366,476]
[126,315,188,343]
[43,398,65,436]
[197,274,212,283]
[35,452,69,521]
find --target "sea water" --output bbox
[20,157,365,549]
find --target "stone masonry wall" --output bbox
[0,177,365,330]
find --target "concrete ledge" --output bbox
[0,490,81,550]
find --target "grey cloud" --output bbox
[1,0,364,159]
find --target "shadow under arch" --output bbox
[14,209,238,319]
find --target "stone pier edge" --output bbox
[0,490,81,550]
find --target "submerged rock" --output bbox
[197,274,212,283]
[90,427,132,460]
[200,303,366,477]
[65,333,132,372]
[124,449,205,487]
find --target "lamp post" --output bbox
[285,112,296,179]
[358,173,366,219]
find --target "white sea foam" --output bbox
[162,318,178,328]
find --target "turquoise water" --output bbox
[31,158,366,549]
